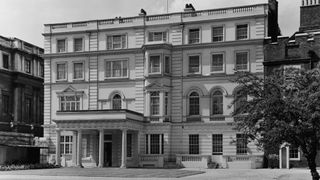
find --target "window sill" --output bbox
[289,158,300,161]
[72,79,85,82]
[56,80,68,83]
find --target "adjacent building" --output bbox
[0,36,44,164]
[43,1,279,168]
[264,0,320,169]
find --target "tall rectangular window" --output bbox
[188,55,200,73]
[2,54,9,69]
[25,97,32,124]
[212,134,223,155]
[60,95,81,111]
[236,52,248,71]
[57,63,67,80]
[74,38,83,52]
[164,92,169,116]
[149,32,167,42]
[189,134,199,154]
[145,134,164,154]
[150,91,160,115]
[105,60,128,78]
[236,24,248,40]
[107,35,126,50]
[60,136,73,154]
[236,134,247,155]
[149,55,161,74]
[57,39,66,53]
[39,63,44,77]
[211,53,224,72]
[212,26,224,42]
[73,62,84,80]
[164,56,170,74]
[189,28,200,44]
[25,59,31,74]
[127,134,132,157]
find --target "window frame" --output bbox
[72,61,85,80]
[2,53,9,69]
[59,95,82,112]
[60,135,73,155]
[145,134,164,155]
[127,133,132,158]
[25,96,32,124]
[236,134,248,155]
[188,91,200,116]
[211,90,224,115]
[211,52,225,73]
[188,54,201,74]
[188,28,201,44]
[104,59,129,79]
[236,23,249,40]
[150,91,160,116]
[148,31,168,42]
[149,54,162,75]
[25,59,32,74]
[189,134,200,154]
[106,34,127,50]
[235,51,250,72]
[212,25,225,42]
[289,146,301,161]
[164,55,171,74]
[73,37,84,52]
[111,94,122,110]
[57,39,67,53]
[212,134,223,155]
[56,62,68,81]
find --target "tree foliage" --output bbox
[232,68,320,180]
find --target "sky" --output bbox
[0,0,300,47]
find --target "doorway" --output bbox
[281,147,287,168]
[104,134,112,167]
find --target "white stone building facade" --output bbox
[43,1,279,168]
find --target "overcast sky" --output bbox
[0,0,300,47]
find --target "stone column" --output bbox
[120,129,127,168]
[159,92,164,120]
[286,147,290,169]
[72,131,77,166]
[98,129,104,167]
[55,130,61,166]
[76,130,83,167]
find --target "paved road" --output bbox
[0,168,314,180]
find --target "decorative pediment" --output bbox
[57,85,84,96]
[145,82,170,91]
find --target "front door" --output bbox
[281,147,287,168]
[104,142,112,167]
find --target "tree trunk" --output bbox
[306,154,320,180]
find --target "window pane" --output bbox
[189,134,199,154]
[236,52,248,71]
[2,54,9,69]
[212,91,223,115]
[212,27,224,42]
[112,61,122,77]
[150,56,160,73]
[25,59,31,73]
[236,134,247,155]
[212,134,223,155]
[112,94,122,110]
[57,39,66,52]
[236,24,248,40]
[122,61,128,77]
[113,35,121,49]
[73,63,83,79]
[211,54,224,72]
[57,64,66,80]
[105,61,111,77]
[150,91,160,115]
[189,92,200,115]
[289,147,299,159]
[189,56,200,73]
[189,29,200,44]
[164,56,170,74]
[150,134,160,154]
[74,38,83,51]
[127,134,132,157]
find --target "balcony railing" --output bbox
[210,115,226,121]
[176,154,210,168]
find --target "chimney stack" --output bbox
[184,3,195,12]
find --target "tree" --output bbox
[232,69,320,180]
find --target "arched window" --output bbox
[112,94,122,110]
[189,92,200,115]
[212,91,223,115]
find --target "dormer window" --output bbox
[107,35,126,50]
[148,31,167,42]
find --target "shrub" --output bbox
[0,163,60,171]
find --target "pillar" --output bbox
[98,129,104,167]
[76,130,83,167]
[120,129,127,168]
[72,131,77,166]
[286,146,290,169]
[55,130,61,166]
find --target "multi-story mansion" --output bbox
[43,1,280,168]
[0,35,44,164]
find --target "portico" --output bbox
[53,110,143,168]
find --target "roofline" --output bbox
[44,3,269,26]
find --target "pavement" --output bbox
[0,167,315,180]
